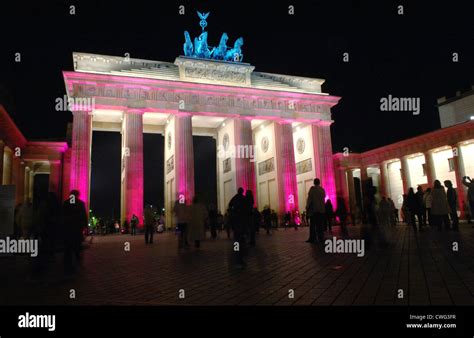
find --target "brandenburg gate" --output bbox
[62,13,340,226]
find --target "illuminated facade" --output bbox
[62,52,340,226]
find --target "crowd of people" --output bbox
[13,174,473,276]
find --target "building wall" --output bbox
[461,142,474,178]
[438,93,474,128]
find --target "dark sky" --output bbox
[1,0,473,217]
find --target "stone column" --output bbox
[28,170,34,201]
[274,121,298,213]
[233,118,256,202]
[69,110,92,212]
[452,143,466,218]
[24,167,30,202]
[14,160,25,204]
[2,147,12,185]
[379,162,389,197]
[174,114,195,205]
[0,140,4,185]
[423,150,436,187]
[48,160,62,199]
[121,109,144,226]
[312,121,337,204]
[400,156,411,194]
[336,167,350,212]
[62,149,71,202]
[347,169,356,214]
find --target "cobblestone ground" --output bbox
[1,224,473,306]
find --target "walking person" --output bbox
[431,180,451,231]
[415,186,425,229]
[444,180,459,231]
[174,198,190,247]
[144,205,155,244]
[245,190,256,246]
[188,195,207,248]
[61,190,88,275]
[228,187,247,266]
[336,196,348,235]
[305,178,326,243]
[462,176,474,226]
[325,199,334,232]
[208,204,218,240]
[406,188,419,231]
[262,206,271,235]
[130,214,138,236]
[423,188,433,226]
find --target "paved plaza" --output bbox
[1,224,473,306]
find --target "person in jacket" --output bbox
[431,180,451,230]
[305,178,326,243]
[423,188,433,226]
[444,180,459,231]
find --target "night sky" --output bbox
[1,1,473,218]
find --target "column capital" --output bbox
[315,120,334,127]
[124,108,145,115]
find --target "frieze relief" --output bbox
[73,83,330,114]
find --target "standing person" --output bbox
[174,198,189,247]
[283,211,291,230]
[188,196,207,248]
[462,200,471,224]
[406,188,419,231]
[228,187,247,266]
[245,190,256,246]
[224,210,231,239]
[254,208,262,234]
[462,176,474,225]
[325,199,334,232]
[62,190,88,275]
[305,178,326,243]
[431,180,451,231]
[18,199,34,239]
[415,186,425,228]
[144,205,155,244]
[378,196,391,228]
[217,211,224,235]
[335,196,348,235]
[262,206,271,235]
[444,180,459,231]
[293,210,301,230]
[423,188,433,226]
[208,204,218,239]
[130,214,138,236]
[387,198,397,226]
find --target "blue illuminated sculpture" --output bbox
[183,11,244,62]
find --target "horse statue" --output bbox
[194,31,214,59]
[224,37,244,62]
[183,31,194,57]
[212,32,228,60]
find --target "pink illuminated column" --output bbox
[62,149,71,202]
[336,166,350,210]
[69,110,92,212]
[174,114,195,204]
[48,160,62,198]
[274,121,299,213]
[312,121,337,204]
[234,118,256,200]
[122,109,144,225]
